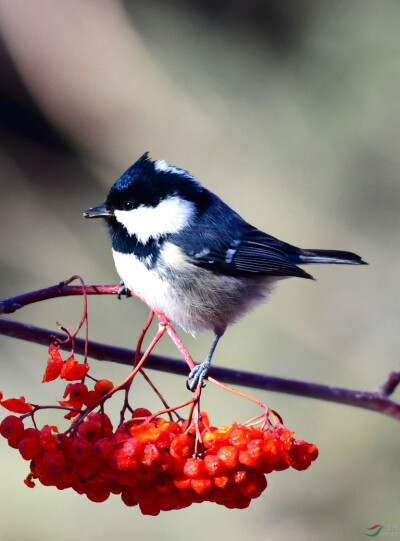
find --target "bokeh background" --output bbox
[0,1,399,539]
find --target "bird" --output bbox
[83,152,367,390]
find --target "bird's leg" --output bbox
[117,280,131,300]
[187,332,223,392]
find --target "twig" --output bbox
[0,284,121,314]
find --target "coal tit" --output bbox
[84,153,366,390]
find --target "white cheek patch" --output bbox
[114,196,195,243]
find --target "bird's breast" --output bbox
[112,243,276,335]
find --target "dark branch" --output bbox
[0,283,120,314]
[1,318,399,421]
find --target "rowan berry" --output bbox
[68,437,91,462]
[169,434,193,459]
[191,477,212,495]
[38,449,65,473]
[86,486,111,503]
[63,383,88,405]
[18,436,42,460]
[78,420,102,442]
[217,446,239,469]
[94,379,114,397]
[173,473,192,491]
[183,457,206,478]
[204,454,222,476]
[230,427,251,449]
[1,398,318,514]
[94,438,115,460]
[155,474,175,495]
[0,415,24,441]
[88,412,113,431]
[130,408,152,423]
[141,443,160,467]
[289,440,318,471]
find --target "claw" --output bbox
[117,281,131,300]
[186,360,211,392]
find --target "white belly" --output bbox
[112,249,174,315]
[112,247,276,335]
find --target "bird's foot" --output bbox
[117,281,131,300]
[186,360,211,392]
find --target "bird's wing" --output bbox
[173,224,313,280]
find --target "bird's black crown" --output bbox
[105,152,211,212]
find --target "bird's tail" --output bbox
[292,249,367,266]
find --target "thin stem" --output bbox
[148,397,196,422]
[208,376,269,412]
[139,369,173,420]
[135,311,155,366]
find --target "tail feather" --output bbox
[291,249,367,266]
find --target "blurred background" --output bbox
[0,1,399,539]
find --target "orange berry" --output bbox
[191,477,212,495]
[217,446,239,469]
[183,457,206,478]
[169,434,193,459]
[173,473,192,491]
[94,379,114,396]
[204,454,222,476]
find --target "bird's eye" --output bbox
[122,201,134,211]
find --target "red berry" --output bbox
[204,454,222,476]
[217,446,239,469]
[183,457,206,478]
[39,449,65,472]
[68,437,91,462]
[130,408,152,423]
[86,487,111,503]
[94,438,115,460]
[191,477,212,495]
[141,443,160,467]
[0,415,24,441]
[18,437,42,460]
[169,435,193,459]
[78,420,102,442]
[94,379,114,396]
[171,472,190,490]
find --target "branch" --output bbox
[0,282,120,314]
[1,281,399,421]
[0,317,399,421]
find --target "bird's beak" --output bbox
[83,205,113,218]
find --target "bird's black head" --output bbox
[84,153,212,249]
[105,152,208,212]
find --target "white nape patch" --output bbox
[114,196,195,243]
[154,160,192,178]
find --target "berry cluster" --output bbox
[0,409,318,515]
